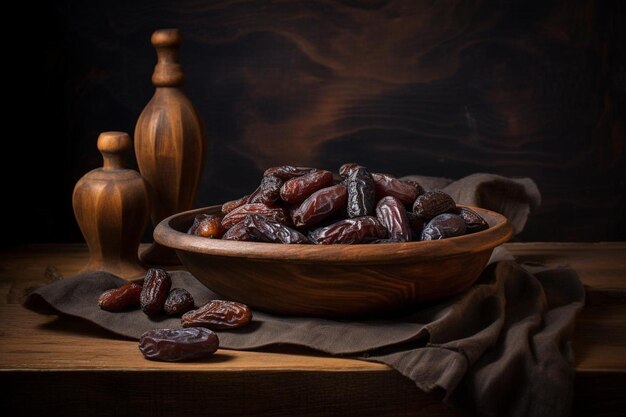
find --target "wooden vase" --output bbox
[72,132,150,279]
[135,28,207,265]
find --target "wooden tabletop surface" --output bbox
[1,243,624,416]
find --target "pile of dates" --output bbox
[98,268,252,361]
[188,163,488,244]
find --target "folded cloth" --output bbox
[23,247,584,417]
[23,174,582,417]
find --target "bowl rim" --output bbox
[154,205,513,264]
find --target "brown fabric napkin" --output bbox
[23,174,583,417]
[23,247,584,417]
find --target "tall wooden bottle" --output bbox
[72,132,150,279]
[135,29,207,265]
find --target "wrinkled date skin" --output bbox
[413,190,456,219]
[221,195,250,215]
[372,173,423,206]
[139,327,219,362]
[457,207,489,233]
[248,175,283,205]
[164,288,195,316]
[308,216,388,244]
[140,268,172,317]
[187,214,225,239]
[280,170,334,205]
[222,221,255,241]
[400,179,426,196]
[244,214,309,244]
[376,196,411,242]
[421,213,467,240]
[264,165,316,180]
[98,282,142,311]
[182,300,252,330]
[292,184,348,228]
[222,203,288,229]
[346,167,376,218]
[339,162,363,178]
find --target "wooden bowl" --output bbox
[154,205,513,318]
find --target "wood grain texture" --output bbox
[573,302,626,372]
[29,0,625,247]
[71,132,150,279]
[134,29,207,265]
[154,205,512,317]
[506,242,626,290]
[0,243,624,416]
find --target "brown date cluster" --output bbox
[98,268,252,361]
[188,163,489,244]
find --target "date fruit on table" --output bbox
[139,327,219,362]
[98,282,142,311]
[182,300,252,330]
[140,268,172,317]
[164,288,195,316]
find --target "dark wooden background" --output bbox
[11,0,625,246]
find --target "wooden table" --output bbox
[1,243,625,416]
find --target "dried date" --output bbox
[187,214,225,239]
[375,196,411,242]
[222,220,257,241]
[421,213,467,240]
[412,190,456,219]
[457,207,489,234]
[139,327,219,362]
[401,179,426,196]
[164,288,195,316]
[98,282,142,311]
[248,175,283,205]
[308,216,388,244]
[339,162,363,178]
[280,170,334,204]
[221,203,288,229]
[140,268,172,317]
[244,214,309,244]
[372,173,423,205]
[182,300,252,330]
[264,165,316,180]
[221,195,250,214]
[291,184,348,228]
[346,167,376,217]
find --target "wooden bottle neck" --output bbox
[98,132,131,171]
[102,153,126,170]
[151,29,184,87]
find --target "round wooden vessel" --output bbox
[155,205,512,318]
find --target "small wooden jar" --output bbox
[72,132,150,279]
